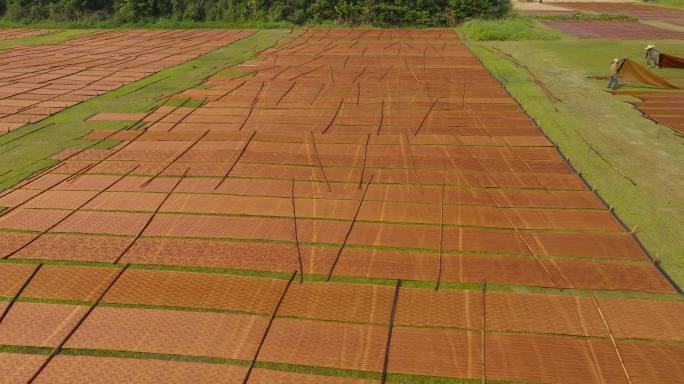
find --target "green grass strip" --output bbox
[61,348,245,365]
[163,99,204,108]
[254,361,381,381]
[14,296,92,306]
[0,345,52,355]
[128,262,292,279]
[99,302,270,316]
[0,29,92,53]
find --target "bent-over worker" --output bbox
[645,44,661,68]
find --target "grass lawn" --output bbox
[0,29,290,190]
[466,37,684,288]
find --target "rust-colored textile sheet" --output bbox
[0,263,36,296]
[485,291,607,337]
[618,341,684,383]
[485,333,628,384]
[614,89,684,135]
[395,288,481,328]
[257,318,386,372]
[248,369,376,384]
[21,264,117,301]
[0,302,87,347]
[617,59,679,89]
[388,328,481,378]
[598,297,684,341]
[543,258,675,293]
[120,237,321,273]
[660,53,684,69]
[8,233,132,263]
[0,353,49,384]
[65,307,267,359]
[103,268,286,314]
[278,281,394,323]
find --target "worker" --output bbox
[608,58,620,90]
[645,44,661,68]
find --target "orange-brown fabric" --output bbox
[617,58,679,89]
[659,53,684,69]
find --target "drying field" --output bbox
[0,29,253,134]
[540,20,684,39]
[0,29,55,41]
[612,90,684,136]
[1,28,683,383]
[555,1,684,24]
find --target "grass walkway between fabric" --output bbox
[0,29,289,190]
[0,29,91,52]
[467,38,684,289]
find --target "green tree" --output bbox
[0,0,511,25]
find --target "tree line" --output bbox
[0,0,510,25]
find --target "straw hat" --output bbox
[646,44,656,50]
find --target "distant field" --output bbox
[0,29,286,191]
[468,38,684,287]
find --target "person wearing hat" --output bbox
[608,58,620,90]
[645,44,661,69]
